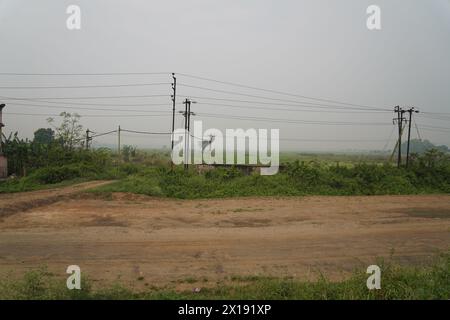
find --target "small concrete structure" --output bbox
[196,164,286,175]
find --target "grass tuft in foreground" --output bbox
[1,253,448,300]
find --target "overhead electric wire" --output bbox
[5,112,171,118]
[197,112,391,126]
[421,111,450,115]
[0,96,170,107]
[188,133,388,143]
[177,73,385,110]
[177,95,391,112]
[5,102,169,114]
[418,126,450,133]
[177,101,390,114]
[192,136,389,143]
[0,94,169,100]
[3,111,393,126]
[178,83,391,112]
[382,125,396,152]
[91,130,118,138]
[0,83,171,89]
[418,114,450,122]
[417,124,450,131]
[1,71,447,146]
[0,72,171,76]
[413,118,422,141]
[121,129,171,135]
[120,133,170,139]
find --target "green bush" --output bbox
[92,156,450,199]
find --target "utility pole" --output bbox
[180,99,196,170]
[183,99,188,170]
[85,129,90,150]
[393,106,406,168]
[0,104,5,156]
[118,125,121,161]
[406,107,419,168]
[171,73,177,153]
[0,104,7,179]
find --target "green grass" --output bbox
[0,162,141,194]
[0,177,90,194]
[0,253,448,300]
[89,162,450,199]
[2,150,449,198]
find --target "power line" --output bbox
[413,118,422,141]
[197,112,391,126]
[120,133,171,139]
[1,94,169,100]
[5,112,171,118]
[91,130,118,138]
[121,129,171,135]
[177,73,385,110]
[3,107,444,130]
[0,83,171,89]
[0,72,171,76]
[5,102,169,113]
[418,114,450,122]
[177,95,391,111]
[178,83,390,112]
[382,125,396,152]
[1,111,389,125]
[418,124,450,131]
[191,135,389,142]
[421,111,450,115]
[0,96,170,107]
[180,101,391,114]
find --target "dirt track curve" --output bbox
[0,180,113,218]
[0,183,449,288]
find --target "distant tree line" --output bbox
[3,112,88,176]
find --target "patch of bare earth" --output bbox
[0,191,449,289]
[0,181,114,218]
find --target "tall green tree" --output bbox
[47,112,84,151]
[33,128,55,145]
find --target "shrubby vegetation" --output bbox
[0,252,448,300]
[1,112,449,197]
[0,113,124,192]
[91,149,450,199]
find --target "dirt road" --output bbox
[0,180,113,218]
[0,187,449,288]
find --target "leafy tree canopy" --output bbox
[401,139,449,154]
[33,128,55,145]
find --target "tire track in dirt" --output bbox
[0,180,113,218]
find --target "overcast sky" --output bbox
[0,0,449,151]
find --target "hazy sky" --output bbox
[0,0,449,151]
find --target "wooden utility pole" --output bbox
[0,104,5,155]
[394,106,406,168]
[118,125,121,161]
[85,129,90,150]
[406,107,419,168]
[171,73,177,153]
[0,104,7,179]
[180,99,196,170]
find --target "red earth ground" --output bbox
[0,182,449,289]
